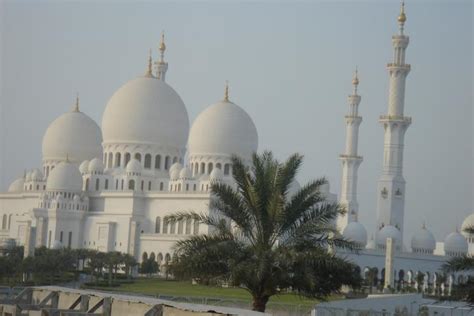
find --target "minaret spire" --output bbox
[337,69,363,230]
[155,31,168,81]
[376,3,412,246]
[145,49,154,77]
[73,93,80,112]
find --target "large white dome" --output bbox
[46,161,83,192]
[42,107,102,163]
[8,177,24,192]
[411,224,436,253]
[343,221,368,248]
[188,99,258,160]
[376,225,402,249]
[102,76,189,149]
[444,231,468,256]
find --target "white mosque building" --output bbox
[0,3,472,290]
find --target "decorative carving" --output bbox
[395,188,402,197]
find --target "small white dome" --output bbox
[89,158,104,173]
[8,177,25,192]
[102,77,189,149]
[79,160,90,174]
[343,222,368,248]
[25,171,32,182]
[179,167,192,179]
[188,99,258,160]
[461,213,474,236]
[126,159,142,174]
[46,161,83,192]
[210,168,224,181]
[376,225,402,249]
[169,162,183,175]
[31,169,43,181]
[411,224,436,252]
[42,108,102,163]
[52,240,63,250]
[444,231,468,256]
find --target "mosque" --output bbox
[0,3,472,290]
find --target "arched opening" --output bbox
[178,219,184,234]
[194,163,199,175]
[108,153,113,168]
[155,217,161,233]
[134,153,141,162]
[95,178,100,191]
[141,180,144,191]
[155,155,161,169]
[164,156,170,170]
[208,163,213,174]
[170,221,176,234]
[144,154,152,169]
[148,181,152,191]
[193,220,200,235]
[121,179,124,190]
[115,152,121,167]
[224,164,230,175]
[216,163,222,170]
[162,217,169,234]
[200,163,205,174]
[128,180,135,190]
[105,179,109,190]
[124,153,131,166]
[85,178,90,191]
[8,214,12,229]
[159,182,164,191]
[186,218,192,234]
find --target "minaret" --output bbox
[376,1,411,243]
[145,49,154,78]
[337,69,363,230]
[155,31,168,81]
[72,94,80,112]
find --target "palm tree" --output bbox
[169,152,360,312]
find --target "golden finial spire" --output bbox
[145,49,153,77]
[224,81,229,102]
[73,93,80,112]
[352,66,359,86]
[398,1,407,24]
[159,31,166,54]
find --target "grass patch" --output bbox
[84,277,340,307]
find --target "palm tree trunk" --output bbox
[252,295,269,312]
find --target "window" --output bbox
[105,179,109,190]
[85,179,89,191]
[141,180,144,191]
[185,184,189,191]
[134,153,141,162]
[216,163,222,170]
[186,218,192,234]
[115,179,119,190]
[95,179,100,191]
[48,230,52,248]
[160,182,164,191]
[144,154,152,169]
[193,184,196,191]
[164,156,170,170]
[155,217,161,233]
[121,179,124,190]
[148,181,151,191]
[124,153,131,166]
[162,217,168,234]
[60,231,63,243]
[155,155,161,169]
[115,152,121,167]
[8,214,12,229]
[194,163,199,175]
[46,166,50,177]
[224,164,230,175]
[208,163,213,174]
[178,219,184,234]
[170,221,176,234]
[193,220,200,235]
[108,153,113,168]
[128,180,135,190]
[200,163,205,174]
[1,214,6,229]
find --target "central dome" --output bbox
[102,76,189,149]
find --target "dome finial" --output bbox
[224,80,230,102]
[352,66,359,93]
[145,49,153,77]
[73,93,80,112]
[159,30,166,54]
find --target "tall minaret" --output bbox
[337,69,363,230]
[155,31,168,81]
[376,2,412,242]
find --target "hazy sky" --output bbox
[0,0,472,246]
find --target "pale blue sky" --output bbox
[0,0,472,245]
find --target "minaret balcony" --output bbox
[339,154,363,161]
[386,63,411,71]
[379,115,412,124]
